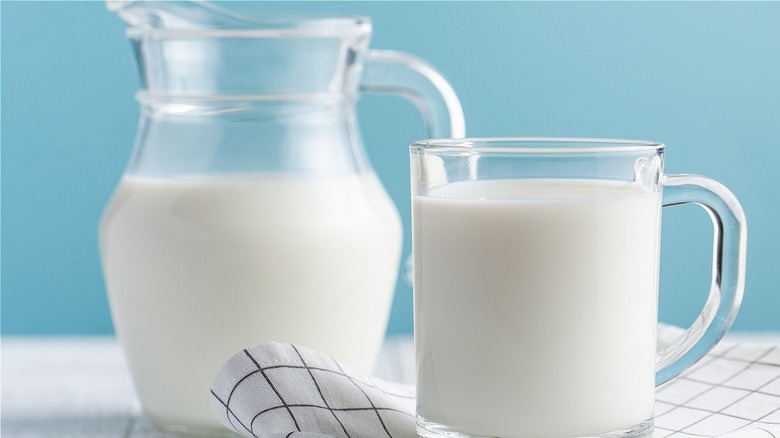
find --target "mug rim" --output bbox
[411,137,665,154]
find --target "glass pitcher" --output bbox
[100,1,465,433]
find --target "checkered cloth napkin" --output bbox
[211,340,780,438]
[210,342,415,438]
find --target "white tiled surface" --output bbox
[2,334,778,438]
[0,337,415,438]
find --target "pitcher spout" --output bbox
[106,0,272,32]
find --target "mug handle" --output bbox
[360,50,466,138]
[655,174,747,386]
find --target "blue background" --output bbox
[2,1,779,336]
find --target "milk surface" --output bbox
[413,179,661,438]
[100,172,401,430]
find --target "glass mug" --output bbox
[411,138,746,438]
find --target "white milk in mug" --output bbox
[413,179,661,438]
[100,172,402,430]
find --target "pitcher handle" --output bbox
[655,174,747,386]
[361,50,466,138]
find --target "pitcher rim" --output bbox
[109,0,372,39]
[126,21,372,40]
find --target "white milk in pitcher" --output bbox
[100,172,401,430]
[413,179,661,438]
